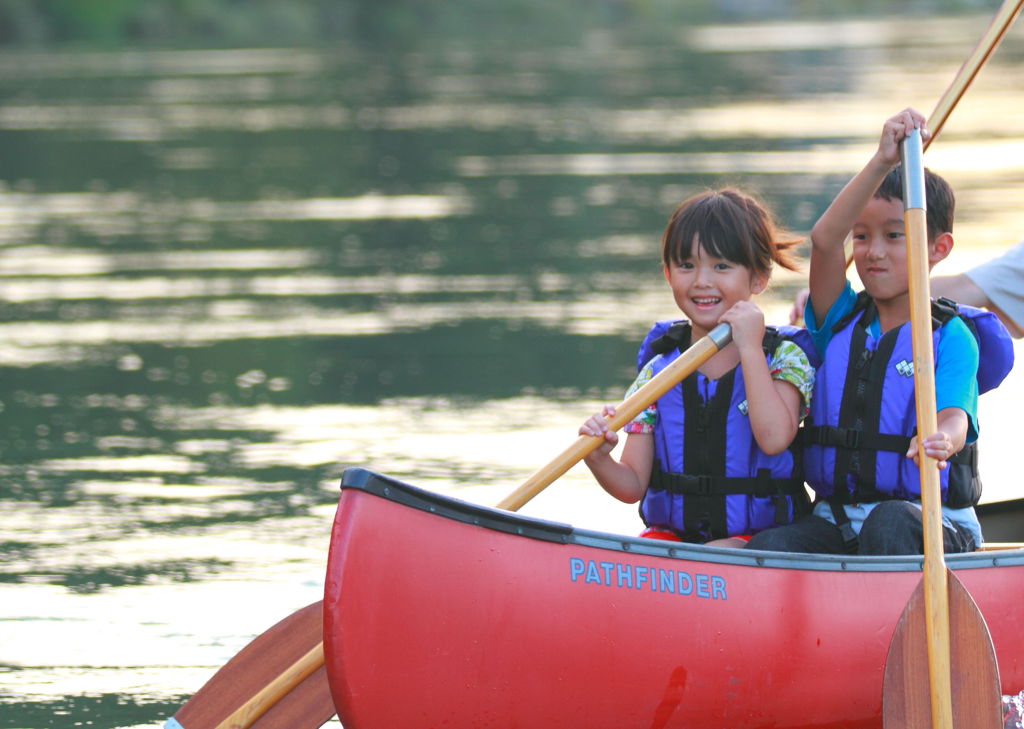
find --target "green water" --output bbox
[2,8,1024,728]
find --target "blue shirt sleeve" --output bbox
[803,281,861,359]
[935,316,980,443]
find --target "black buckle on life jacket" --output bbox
[692,474,713,496]
[650,322,691,355]
[803,425,861,450]
[827,499,859,553]
[932,296,959,329]
[838,521,859,551]
[809,425,861,449]
[761,467,792,525]
[650,469,717,497]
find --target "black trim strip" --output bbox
[339,467,1024,572]
[977,497,1024,519]
[341,466,574,543]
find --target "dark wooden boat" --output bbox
[976,496,1024,544]
[323,467,1024,729]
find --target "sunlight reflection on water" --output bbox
[2,10,1024,727]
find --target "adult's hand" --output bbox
[789,287,810,326]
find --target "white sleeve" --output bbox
[964,240,1024,331]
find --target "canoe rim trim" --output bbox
[338,467,1024,573]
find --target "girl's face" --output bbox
[663,241,768,335]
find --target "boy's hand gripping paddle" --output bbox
[880,128,1001,729]
[837,0,1024,276]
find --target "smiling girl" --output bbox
[579,188,816,547]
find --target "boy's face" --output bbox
[851,196,910,303]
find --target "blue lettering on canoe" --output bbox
[696,573,710,598]
[616,563,632,588]
[711,575,727,600]
[659,568,675,593]
[568,557,727,600]
[635,565,649,591]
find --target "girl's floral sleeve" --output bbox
[769,339,815,418]
[622,357,658,434]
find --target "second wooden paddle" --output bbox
[167,322,734,729]
[836,0,1024,279]
[880,128,1001,729]
[924,0,1024,150]
[164,600,333,729]
[497,322,732,511]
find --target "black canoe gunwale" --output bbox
[339,467,1024,573]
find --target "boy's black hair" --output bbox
[874,165,955,241]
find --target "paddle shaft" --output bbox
[842,0,1023,271]
[496,323,733,511]
[180,9,1024,724]
[210,323,732,729]
[901,129,952,729]
[879,32,1019,722]
[924,0,1024,149]
[182,9,1024,723]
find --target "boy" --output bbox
[747,108,982,555]
[789,239,1024,338]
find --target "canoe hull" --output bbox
[324,468,1024,729]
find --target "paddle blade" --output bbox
[882,572,1001,729]
[168,600,335,729]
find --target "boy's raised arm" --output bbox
[807,108,928,324]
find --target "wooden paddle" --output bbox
[835,0,1024,276]
[497,322,733,511]
[164,600,333,729]
[924,0,1024,150]
[880,129,1001,728]
[166,322,734,729]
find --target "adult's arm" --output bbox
[931,269,1023,338]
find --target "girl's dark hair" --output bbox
[661,187,801,274]
[874,165,955,241]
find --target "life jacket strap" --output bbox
[644,321,811,540]
[801,425,911,454]
[649,321,787,359]
[826,499,860,553]
[649,463,809,525]
[832,291,954,334]
[802,425,978,466]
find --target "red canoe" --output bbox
[323,467,1024,729]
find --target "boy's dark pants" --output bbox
[745,500,977,555]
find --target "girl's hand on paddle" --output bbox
[906,431,954,470]
[878,108,930,166]
[719,301,765,355]
[580,405,618,456]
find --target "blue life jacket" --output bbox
[634,320,818,543]
[802,293,1014,510]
